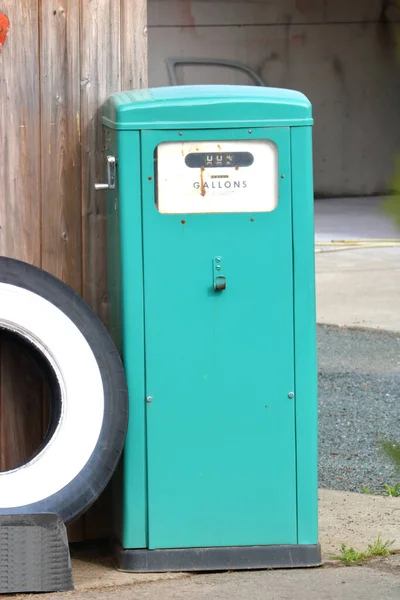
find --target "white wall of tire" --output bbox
[0,257,128,523]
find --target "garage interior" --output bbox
[148,0,400,197]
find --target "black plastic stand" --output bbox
[113,539,322,573]
[0,514,73,594]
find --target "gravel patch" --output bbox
[318,324,400,494]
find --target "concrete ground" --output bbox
[26,490,393,600]
[15,489,394,599]
[56,490,398,599]
[315,196,400,332]
[23,556,400,600]
[318,489,400,557]
[17,197,400,599]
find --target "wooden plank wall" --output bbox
[0,0,147,541]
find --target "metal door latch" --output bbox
[94,155,116,190]
[213,256,226,291]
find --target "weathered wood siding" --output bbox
[0,0,147,540]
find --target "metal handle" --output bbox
[94,155,116,191]
[214,276,226,291]
[213,257,226,291]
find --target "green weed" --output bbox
[381,441,400,474]
[334,536,394,564]
[361,483,399,496]
[383,483,400,497]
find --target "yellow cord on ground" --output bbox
[315,238,400,253]
[317,238,400,244]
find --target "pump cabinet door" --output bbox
[141,128,296,550]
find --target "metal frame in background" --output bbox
[166,58,266,87]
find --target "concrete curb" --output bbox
[319,489,400,559]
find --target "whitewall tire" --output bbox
[0,257,128,523]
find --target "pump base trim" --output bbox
[112,541,322,572]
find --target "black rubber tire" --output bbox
[0,256,128,524]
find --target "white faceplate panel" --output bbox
[156,139,278,214]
